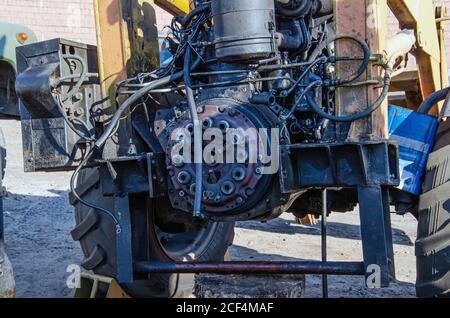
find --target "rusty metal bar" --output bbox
[134,261,366,276]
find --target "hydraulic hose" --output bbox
[306,33,414,123]
[94,76,172,148]
[182,3,210,26]
[418,87,450,114]
[326,35,371,86]
[306,70,392,122]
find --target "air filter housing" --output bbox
[211,0,276,62]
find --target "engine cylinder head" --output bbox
[211,0,276,62]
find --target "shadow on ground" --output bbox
[229,245,416,298]
[236,217,414,246]
[2,190,416,298]
[2,191,82,298]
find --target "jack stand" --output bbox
[321,189,328,298]
[74,272,130,298]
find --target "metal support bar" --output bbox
[134,261,365,276]
[357,186,395,288]
[115,194,134,284]
[382,187,396,280]
[321,189,328,298]
[0,195,3,244]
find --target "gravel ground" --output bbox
[1,119,418,298]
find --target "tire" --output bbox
[416,119,450,298]
[0,128,6,180]
[70,167,234,298]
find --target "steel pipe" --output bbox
[134,261,366,276]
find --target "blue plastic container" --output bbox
[388,105,438,195]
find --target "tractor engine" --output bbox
[151,0,334,221]
[16,0,399,223]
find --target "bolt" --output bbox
[179,191,185,197]
[202,117,213,130]
[221,181,235,195]
[75,92,84,100]
[177,171,192,185]
[245,188,255,196]
[74,108,84,117]
[232,167,246,181]
[186,123,194,135]
[236,196,244,204]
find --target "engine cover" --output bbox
[155,98,282,220]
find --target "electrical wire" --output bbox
[70,147,121,233]
[55,95,95,142]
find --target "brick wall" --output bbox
[0,0,173,45]
[0,0,97,44]
[0,0,450,66]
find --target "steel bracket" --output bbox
[280,141,400,192]
[115,194,133,284]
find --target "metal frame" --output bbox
[109,140,399,287]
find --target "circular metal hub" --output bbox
[162,99,275,218]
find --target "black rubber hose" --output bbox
[182,3,210,26]
[306,72,392,122]
[327,35,371,86]
[95,76,172,148]
[418,87,450,114]
[276,0,312,18]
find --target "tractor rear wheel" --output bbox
[416,119,450,297]
[70,167,234,298]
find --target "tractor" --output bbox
[13,0,450,297]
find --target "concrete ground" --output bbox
[1,119,418,298]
